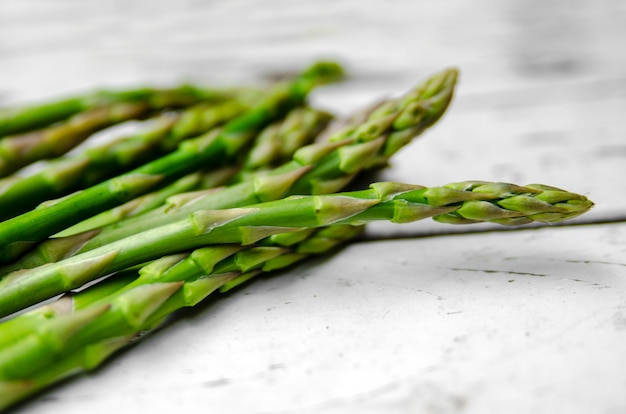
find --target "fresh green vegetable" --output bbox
[54,106,333,237]
[0,63,597,412]
[0,85,232,138]
[0,180,593,318]
[4,67,458,271]
[0,61,344,262]
[0,99,250,220]
[0,224,362,411]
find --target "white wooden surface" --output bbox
[1,1,625,413]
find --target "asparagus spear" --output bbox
[0,85,236,177]
[52,106,333,237]
[0,225,361,348]
[0,224,362,410]
[0,99,250,221]
[0,61,344,262]
[0,180,593,318]
[0,85,230,138]
[6,67,458,271]
[54,167,240,238]
[0,102,151,177]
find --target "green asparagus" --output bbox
[51,106,333,237]
[0,180,593,318]
[5,67,458,271]
[0,61,344,263]
[241,106,332,171]
[54,167,240,237]
[0,85,237,177]
[0,85,231,138]
[0,225,363,410]
[0,102,150,177]
[0,225,361,349]
[0,63,600,413]
[0,99,251,220]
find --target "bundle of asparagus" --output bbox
[0,62,593,410]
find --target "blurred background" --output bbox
[1,0,625,413]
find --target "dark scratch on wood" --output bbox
[450,268,547,277]
[565,260,626,267]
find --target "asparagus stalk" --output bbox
[0,224,362,410]
[0,180,593,318]
[0,61,344,262]
[0,99,250,221]
[6,67,459,271]
[54,167,240,237]
[52,106,333,237]
[0,85,231,138]
[0,86,235,177]
[0,225,361,348]
[0,102,152,177]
